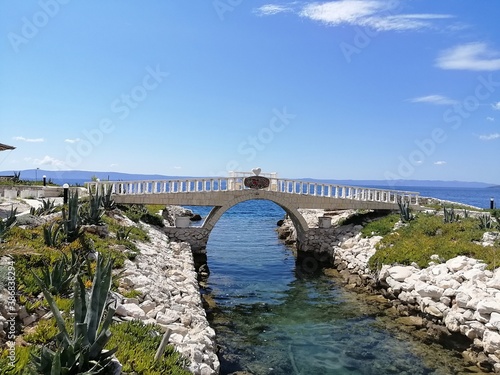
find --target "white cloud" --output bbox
[410,95,457,105]
[486,117,495,122]
[479,133,500,141]
[64,138,80,144]
[492,102,500,110]
[33,155,65,167]
[257,1,452,31]
[436,42,500,71]
[173,166,182,170]
[13,136,44,143]
[434,161,447,165]
[255,4,291,16]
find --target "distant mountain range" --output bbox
[0,169,497,189]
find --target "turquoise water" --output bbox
[202,200,471,375]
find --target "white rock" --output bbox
[446,256,469,272]
[414,281,443,300]
[156,310,181,325]
[463,269,486,282]
[388,266,417,282]
[455,292,471,308]
[483,330,500,353]
[477,299,500,315]
[490,312,500,331]
[140,300,156,314]
[116,303,146,320]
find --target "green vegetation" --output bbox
[397,197,414,223]
[31,256,117,374]
[443,206,460,223]
[368,214,500,270]
[0,191,189,375]
[118,204,165,227]
[0,207,17,241]
[361,214,399,237]
[108,320,190,375]
[30,199,57,217]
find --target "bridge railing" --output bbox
[87,177,420,205]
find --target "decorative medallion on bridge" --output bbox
[244,167,270,189]
[244,176,270,189]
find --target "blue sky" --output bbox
[1,1,499,184]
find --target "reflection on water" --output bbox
[202,200,472,375]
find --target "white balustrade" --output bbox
[86,177,420,206]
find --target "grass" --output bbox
[361,213,400,237]
[368,213,500,270]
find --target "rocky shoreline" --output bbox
[0,201,219,375]
[111,214,220,375]
[277,208,500,373]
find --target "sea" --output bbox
[45,178,500,373]
[189,185,499,374]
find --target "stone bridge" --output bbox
[88,172,419,253]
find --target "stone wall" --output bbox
[162,227,210,254]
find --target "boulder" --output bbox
[477,299,500,315]
[388,265,417,282]
[116,303,146,320]
[483,330,500,353]
[446,256,469,272]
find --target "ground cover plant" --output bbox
[367,211,500,270]
[0,189,187,375]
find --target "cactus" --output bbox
[31,256,117,374]
[397,197,414,223]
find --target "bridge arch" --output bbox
[202,190,309,244]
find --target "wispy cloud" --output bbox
[436,42,500,71]
[492,101,500,110]
[479,133,500,141]
[486,117,495,122]
[410,94,457,105]
[256,1,452,31]
[13,136,44,143]
[33,155,65,167]
[64,138,80,144]
[254,4,292,16]
[434,161,447,165]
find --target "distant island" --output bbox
[0,169,497,189]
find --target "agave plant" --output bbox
[0,207,17,241]
[61,190,82,242]
[397,197,414,223]
[31,256,117,374]
[43,222,62,248]
[38,249,82,296]
[102,186,116,211]
[81,188,105,225]
[479,214,493,230]
[443,206,460,223]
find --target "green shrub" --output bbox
[361,214,399,237]
[108,320,190,375]
[368,214,499,270]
